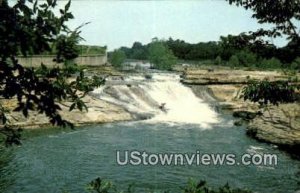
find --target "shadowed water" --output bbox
[2,117,300,193]
[1,73,300,192]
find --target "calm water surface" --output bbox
[1,115,300,193]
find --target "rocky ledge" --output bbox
[181,68,295,85]
[247,104,300,147]
[1,94,133,129]
[184,68,300,153]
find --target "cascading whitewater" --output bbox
[92,73,219,128]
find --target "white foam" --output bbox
[92,73,219,128]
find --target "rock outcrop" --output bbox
[1,95,133,129]
[247,104,300,147]
[183,68,300,152]
[181,68,293,85]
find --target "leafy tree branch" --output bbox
[0,0,104,145]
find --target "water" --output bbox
[1,73,300,192]
[92,73,219,128]
[2,120,300,193]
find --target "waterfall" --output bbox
[92,73,219,128]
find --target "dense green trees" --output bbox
[109,50,126,68]
[227,0,300,65]
[78,45,107,55]
[260,58,282,69]
[227,0,299,41]
[166,38,220,60]
[214,56,222,65]
[230,0,300,123]
[115,34,298,70]
[290,57,300,71]
[116,39,177,70]
[0,0,104,145]
[119,42,148,60]
[148,40,177,70]
[110,1,300,70]
[130,42,148,60]
[229,55,240,67]
[88,178,252,193]
[117,39,220,63]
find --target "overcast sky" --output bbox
[54,0,286,50]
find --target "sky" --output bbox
[42,1,288,50]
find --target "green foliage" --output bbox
[236,50,257,67]
[0,0,105,145]
[242,80,298,106]
[119,42,148,60]
[233,0,300,120]
[227,0,299,40]
[227,0,300,63]
[259,57,282,69]
[290,57,300,71]
[166,38,194,60]
[114,30,300,70]
[229,55,239,67]
[130,42,148,60]
[148,40,177,70]
[110,50,126,68]
[87,178,136,193]
[214,56,222,65]
[116,35,294,70]
[219,34,250,60]
[87,178,252,193]
[182,179,252,193]
[78,45,107,55]
[55,32,82,62]
[41,44,106,56]
[176,41,220,61]
[87,178,116,193]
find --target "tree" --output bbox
[148,40,177,70]
[227,0,300,40]
[214,56,222,65]
[228,0,300,106]
[241,79,299,124]
[166,38,192,60]
[219,34,248,60]
[0,0,104,145]
[219,33,277,62]
[290,57,300,71]
[242,80,298,106]
[229,55,239,67]
[130,42,147,60]
[227,0,300,62]
[236,50,257,67]
[87,178,253,193]
[260,57,282,69]
[109,50,126,68]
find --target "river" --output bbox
[1,73,299,193]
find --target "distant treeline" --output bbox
[117,34,300,70]
[26,45,107,56]
[76,45,107,55]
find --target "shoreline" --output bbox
[1,67,300,157]
[182,68,300,156]
[0,94,135,130]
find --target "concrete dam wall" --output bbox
[18,54,108,67]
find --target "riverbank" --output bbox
[182,67,300,154]
[2,66,300,154]
[0,95,133,129]
[0,66,136,129]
